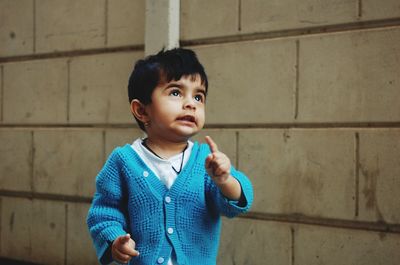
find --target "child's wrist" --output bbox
[217,175,241,201]
[215,174,234,187]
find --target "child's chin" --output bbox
[174,128,199,138]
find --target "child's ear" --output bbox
[130,99,149,123]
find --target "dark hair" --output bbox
[128,48,208,130]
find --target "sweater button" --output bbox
[157,257,164,264]
[165,196,171,203]
[143,171,149,177]
[167,227,174,234]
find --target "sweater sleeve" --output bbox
[86,148,128,264]
[205,166,254,218]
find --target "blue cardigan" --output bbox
[87,142,253,265]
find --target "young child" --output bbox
[87,48,253,265]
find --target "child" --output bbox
[87,48,253,265]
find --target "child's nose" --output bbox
[183,97,196,109]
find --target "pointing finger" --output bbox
[120,234,131,243]
[205,136,219,153]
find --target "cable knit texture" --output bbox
[87,142,253,265]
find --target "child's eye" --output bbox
[194,94,204,102]
[170,90,181,97]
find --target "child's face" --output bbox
[144,74,206,142]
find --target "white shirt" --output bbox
[131,138,194,265]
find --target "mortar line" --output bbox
[30,131,35,193]
[0,198,2,254]
[1,18,398,64]
[235,131,239,169]
[104,0,109,46]
[180,18,400,46]
[102,130,107,163]
[240,212,400,234]
[0,45,144,64]
[0,190,92,203]
[355,132,360,217]
[291,227,295,265]
[66,60,71,122]
[2,188,400,234]
[357,0,363,19]
[294,40,300,120]
[1,122,400,129]
[238,0,242,31]
[33,0,36,53]
[0,65,4,122]
[64,204,68,265]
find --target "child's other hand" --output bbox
[205,136,232,185]
[112,234,139,264]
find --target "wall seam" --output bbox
[241,212,400,234]
[2,122,400,129]
[291,227,295,265]
[181,18,400,46]
[33,0,37,53]
[66,60,71,122]
[357,0,363,19]
[0,19,398,63]
[102,130,106,164]
[355,132,360,217]
[294,40,300,120]
[28,199,32,257]
[1,189,400,233]
[64,204,68,265]
[235,131,239,169]
[30,131,35,194]
[0,197,2,254]
[104,0,109,46]
[238,0,242,32]
[0,65,3,122]
[0,190,92,203]
[0,45,144,64]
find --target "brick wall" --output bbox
[1,0,400,264]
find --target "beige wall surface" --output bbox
[1,0,399,264]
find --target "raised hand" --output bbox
[205,136,231,185]
[112,234,139,264]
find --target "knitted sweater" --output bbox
[87,142,253,265]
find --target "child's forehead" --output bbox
[159,73,205,87]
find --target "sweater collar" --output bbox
[123,142,200,199]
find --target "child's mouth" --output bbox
[177,115,196,124]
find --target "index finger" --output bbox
[119,233,131,243]
[205,136,219,153]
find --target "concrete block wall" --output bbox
[0,0,145,264]
[181,0,400,264]
[0,1,399,265]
